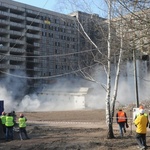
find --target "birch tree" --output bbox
[57,0,150,138]
[56,0,130,138]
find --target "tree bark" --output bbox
[105,0,115,139]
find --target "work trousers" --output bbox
[2,124,6,134]
[118,122,126,137]
[19,127,29,140]
[5,126,13,140]
[136,133,146,147]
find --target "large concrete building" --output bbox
[0,0,106,95]
[0,0,101,91]
[0,0,106,94]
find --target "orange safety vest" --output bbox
[117,111,126,122]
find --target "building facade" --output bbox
[0,0,81,90]
[0,0,106,93]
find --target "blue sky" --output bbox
[13,0,107,17]
[13,0,58,12]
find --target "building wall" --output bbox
[0,0,80,89]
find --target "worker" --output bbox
[135,105,150,147]
[134,105,149,120]
[116,108,128,137]
[134,109,149,150]
[139,105,144,110]
[136,105,148,118]
[5,113,14,141]
[1,111,6,134]
[11,111,17,126]
[18,113,30,140]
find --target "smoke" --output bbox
[3,70,27,100]
[0,86,18,112]
[1,60,150,112]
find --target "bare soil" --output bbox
[0,109,150,150]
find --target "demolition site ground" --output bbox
[0,108,150,150]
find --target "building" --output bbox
[0,0,77,91]
[0,0,106,95]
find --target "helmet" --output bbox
[139,105,144,109]
[2,111,5,115]
[139,109,144,114]
[118,108,122,111]
[20,113,24,117]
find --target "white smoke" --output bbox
[1,60,150,112]
[0,86,18,112]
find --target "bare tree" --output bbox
[57,0,150,138]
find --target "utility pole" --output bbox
[133,48,139,107]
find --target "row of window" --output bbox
[41,24,75,34]
[41,16,75,27]
[41,32,76,42]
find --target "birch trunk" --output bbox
[111,10,123,119]
[105,0,114,139]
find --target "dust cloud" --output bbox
[0,60,150,112]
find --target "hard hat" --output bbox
[139,105,144,109]
[2,111,5,115]
[20,113,24,117]
[118,108,122,111]
[139,109,144,114]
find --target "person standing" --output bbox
[5,113,14,141]
[11,111,17,126]
[1,111,6,135]
[116,108,128,137]
[135,105,148,120]
[134,105,149,148]
[18,113,30,140]
[134,109,149,150]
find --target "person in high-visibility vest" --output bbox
[1,111,6,134]
[18,113,30,140]
[135,105,148,119]
[5,113,14,141]
[134,109,149,150]
[116,108,128,137]
[134,105,149,149]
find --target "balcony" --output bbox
[0,37,9,42]
[26,10,38,16]
[34,67,42,71]
[9,30,23,36]
[9,39,25,45]
[10,21,25,28]
[0,20,8,25]
[10,48,26,53]
[0,46,8,52]
[0,11,25,20]
[0,55,25,61]
[26,17,42,24]
[34,58,40,63]
[0,64,9,69]
[33,43,40,47]
[0,64,25,70]
[34,51,40,55]
[26,25,41,31]
[26,33,40,39]
[9,13,25,20]
[2,3,25,12]
[9,65,26,70]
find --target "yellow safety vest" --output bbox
[19,117,26,128]
[5,116,14,127]
[1,115,6,124]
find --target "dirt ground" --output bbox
[0,109,150,150]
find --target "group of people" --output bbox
[116,105,149,150]
[0,111,30,141]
